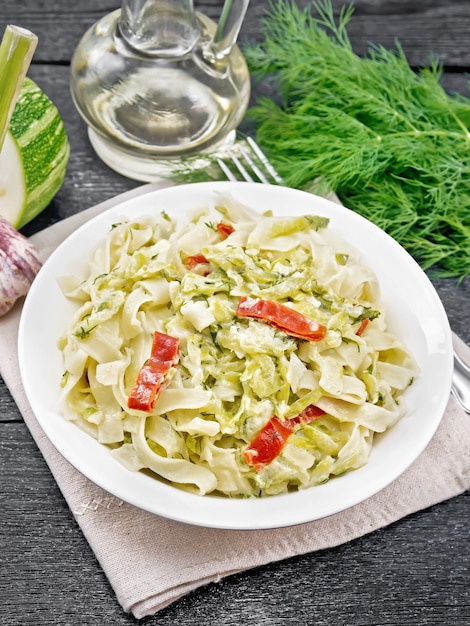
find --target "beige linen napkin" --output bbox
[1,184,469,619]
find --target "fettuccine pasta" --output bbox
[57,193,418,497]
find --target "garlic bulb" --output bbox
[0,215,42,315]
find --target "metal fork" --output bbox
[219,136,470,414]
[452,331,470,413]
[217,136,284,185]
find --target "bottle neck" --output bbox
[119,0,200,57]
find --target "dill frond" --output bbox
[244,0,470,279]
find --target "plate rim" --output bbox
[18,181,454,529]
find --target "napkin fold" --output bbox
[1,184,469,619]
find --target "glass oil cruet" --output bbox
[69,0,251,181]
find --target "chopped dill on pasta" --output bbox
[57,192,418,498]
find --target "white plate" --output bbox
[18,182,453,529]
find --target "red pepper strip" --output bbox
[356,318,369,336]
[294,404,326,425]
[236,296,327,342]
[243,416,295,472]
[217,222,235,239]
[184,254,211,275]
[244,405,326,471]
[127,331,180,412]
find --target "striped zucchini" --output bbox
[0,77,69,229]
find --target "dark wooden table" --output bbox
[1,1,469,624]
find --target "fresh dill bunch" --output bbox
[244,0,470,279]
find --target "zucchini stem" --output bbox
[0,25,38,152]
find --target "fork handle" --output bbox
[452,331,470,413]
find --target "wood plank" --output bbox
[1,1,470,623]
[1,423,469,625]
[1,0,470,67]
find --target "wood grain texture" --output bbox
[0,1,469,624]
[2,423,469,626]
[1,0,470,67]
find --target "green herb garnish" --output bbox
[244,0,470,279]
[74,324,97,339]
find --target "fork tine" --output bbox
[216,156,238,181]
[246,136,284,184]
[217,136,284,184]
[226,148,256,182]
[238,144,271,184]
[219,144,256,183]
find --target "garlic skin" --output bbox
[0,215,42,316]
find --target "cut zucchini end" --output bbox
[0,78,70,229]
[0,131,27,228]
